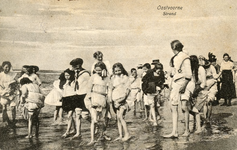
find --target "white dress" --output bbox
[45,80,63,106]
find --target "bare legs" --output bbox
[62,110,75,138]
[114,107,131,141]
[163,105,178,138]
[181,100,190,136]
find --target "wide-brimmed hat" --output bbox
[208,52,217,62]
[31,65,39,72]
[70,58,83,66]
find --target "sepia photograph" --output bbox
[0,0,237,149]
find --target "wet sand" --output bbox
[1,96,237,150]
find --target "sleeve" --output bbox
[182,58,192,79]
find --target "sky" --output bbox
[0,0,236,71]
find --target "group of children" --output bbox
[0,46,234,144]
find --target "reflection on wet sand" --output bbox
[0,96,237,150]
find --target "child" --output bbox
[0,61,18,127]
[142,69,159,127]
[109,62,131,141]
[189,55,206,133]
[45,73,64,125]
[128,68,141,116]
[86,62,111,145]
[61,69,77,138]
[141,63,152,121]
[19,77,44,138]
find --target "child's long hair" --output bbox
[190,55,199,82]
[112,62,128,76]
[59,69,75,89]
[94,61,108,80]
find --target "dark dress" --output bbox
[220,70,236,99]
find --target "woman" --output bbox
[220,53,236,106]
[0,61,18,126]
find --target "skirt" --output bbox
[220,70,236,99]
[45,89,62,106]
[62,95,87,112]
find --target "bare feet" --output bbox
[122,135,132,141]
[142,118,148,121]
[181,131,190,137]
[69,130,76,135]
[87,141,95,146]
[62,132,70,138]
[163,133,178,138]
[194,129,202,134]
[25,135,33,138]
[70,134,81,140]
[113,136,122,141]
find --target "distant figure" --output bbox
[137,64,144,78]
[127,68,141,116]
[208,52,221,105]
[220,53,236,106]
[31,65,40,76]
[19,77,44,138]
[18,65,42,86]
[91,51,112,76]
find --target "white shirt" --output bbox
[172,51,192,81]
[74,70,90,95]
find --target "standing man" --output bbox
[70,58,90,139]
[163,40,192,138]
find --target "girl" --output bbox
[109,62,131,141]
[20,77,44,138]
[45,73,64,125]
[189,55,206,133]
[86,62,111,145]
[61,69,77,138]
[201,58,218,122]
[0,61,18,126]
